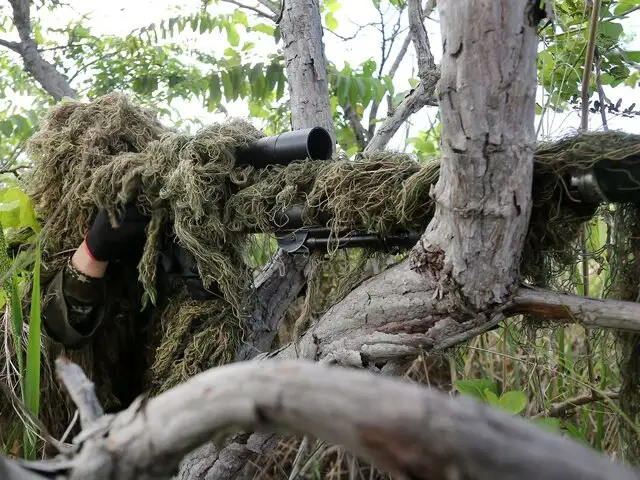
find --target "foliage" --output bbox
[0,182,42,459]
[536,0,640,114]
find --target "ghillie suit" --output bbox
[1,92,640,464]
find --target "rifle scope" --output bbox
[569,155,640,205]
[235,126,334,168]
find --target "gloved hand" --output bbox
[84,203,150,263]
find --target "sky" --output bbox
[2,0,640,151]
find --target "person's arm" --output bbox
[41,204,149,349]
[40,242,109,348]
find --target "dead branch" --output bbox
[4,358,639,480]
[508,286,640,333]
[536,390,620,419]
[54,358,104,428]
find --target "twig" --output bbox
[536,390,620,418]
[220,0,277,22]
[256,0,280,16]
[0,166,29,177]
[580,0,602,131]
[595,51,609,130]
[54,357,104,428]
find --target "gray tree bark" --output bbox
[410,0,538,309]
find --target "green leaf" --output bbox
[326,0,342,13]
[382,75,395,97]
[0,187,40,233]
[599,21,623,42]
[484,389,500,407]
[532,417,562,433]
[23,242,41,460]
[622,50,640,63]
[0,120,13,136]
[226,24,240,46]
[614,0,640,16]
[498,391,528,415]
[233,10,249,28]
[253,23,275,35]
[325,12,338,30]
[453,379,497,400]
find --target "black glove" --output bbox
[85,203,150,263]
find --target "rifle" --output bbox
[233,126,640,255]
[232,127,422,255]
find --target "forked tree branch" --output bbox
[365,0,439,152]
[4,358,638,480]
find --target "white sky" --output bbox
[2,0,640,150]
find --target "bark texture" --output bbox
[280,0,336,143]
[4,359,638,480]
[411,0,539,310]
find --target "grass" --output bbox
[0,225,43,460]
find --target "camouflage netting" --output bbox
[4,92,640,448]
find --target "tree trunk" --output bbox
[410,0,538,310]
[279,0,336,143]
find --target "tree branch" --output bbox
[54,358,104,429]
[6,359,638,480]
[220,0,277,22]
[0,37,21,52]
[536,390,620,419]
[365,0,439,152]
[187,1,335,474]
[365,82,435,152]
[407,0,436,83]
[7,0,77,100]
[256,0,280,16]
[235,251,307,361]
[507,286,640,333]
